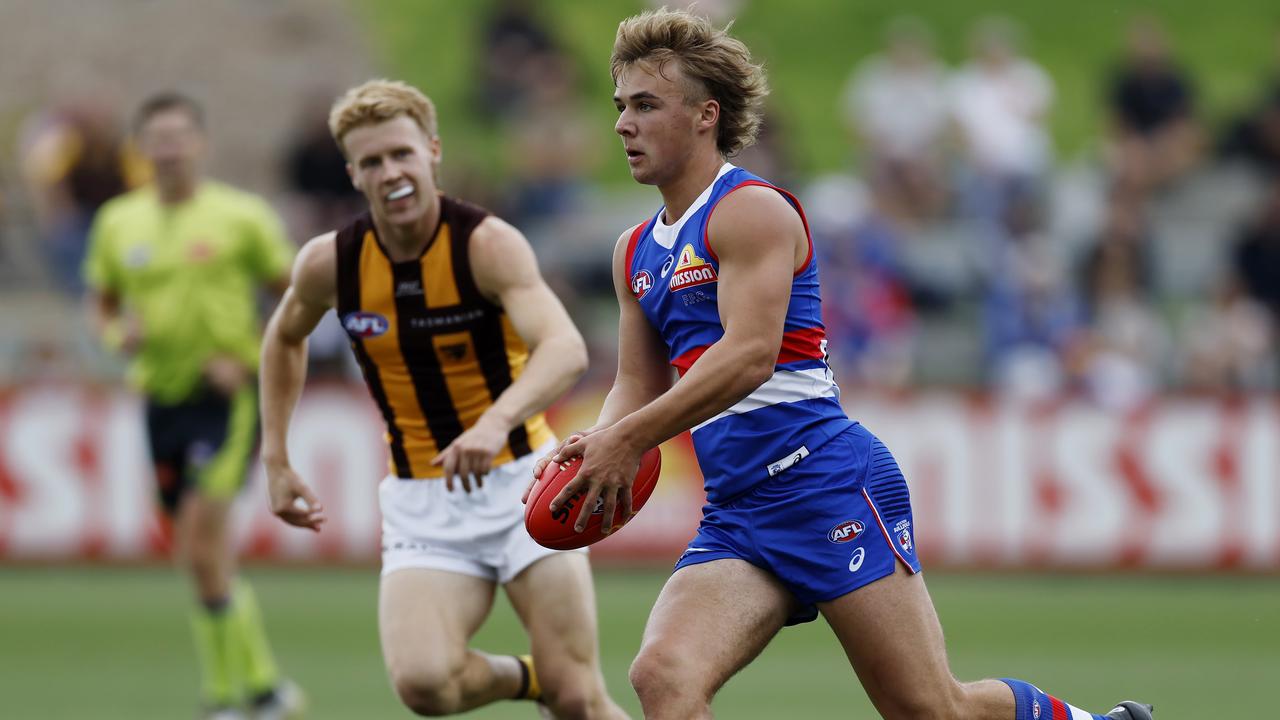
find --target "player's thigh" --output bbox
[379,568,497,681]
[504,552,601,678]
[635,558,796,696]
[818,563,962,716]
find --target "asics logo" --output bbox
[848,547,865,573]
[660,254,675,278]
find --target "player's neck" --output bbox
[155,176,199,206]
[373,194,441,262]
[658,154,725,223]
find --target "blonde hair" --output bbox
[611,7,768,157]
[328,79,438,153]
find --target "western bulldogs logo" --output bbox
[342,311,389,338]
[895,519,914,553]
[631,270,654,299]
[669,243,718,292]
[828,519,865,543]
[1033,699,1041,719]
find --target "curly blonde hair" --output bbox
[328,79,438,153]
[611,7,768,157]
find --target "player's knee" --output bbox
[390,668,462,717]
[540,680,596,720]
[629,650,704,707]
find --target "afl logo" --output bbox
[828,519,865,543]
[342,311,389,338]
[631,270,654,299]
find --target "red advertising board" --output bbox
[1,383,1276,569]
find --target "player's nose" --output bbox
[615,112,634,137]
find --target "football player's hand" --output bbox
[265,462,326,532]
[524,428,597,503]
[114,314,145,356]
[432,413,508,492]
[204,355,251,397]
[549,427,641,536]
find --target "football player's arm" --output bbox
[432,217,588,489]
[85,287,143,355]
[259,231,336,531]
[527,226,674,490]
[596,225,677,426]
[82,209,142,354]
[549,187,801,531]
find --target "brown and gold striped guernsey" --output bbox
[334,195,554,478]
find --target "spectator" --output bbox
[841,17,949,221]
[950,17,1054,239]
[1219,29,1280,176]
[1073,195,1168,410]
[19,99,143,294]
[504,52,595,227]
[983,194,1078,400]
[474,0,560,119]
[281,90,364,239]
[1232,177,1280,321]
[1106,16,1202,194]
[1181,275,1275,391]
[807,176,918,389]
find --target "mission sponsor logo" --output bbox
[631,269,654,299]
[342,311,389,338]
[669,243,718,292]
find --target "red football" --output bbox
[524,447,662,550]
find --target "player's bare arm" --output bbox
[86,288,144,355]
[430,216,588,491]
[526,225,674,498]
[551,186,805,532]
[259,231,337,531]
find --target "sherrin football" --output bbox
[524,447,662,550]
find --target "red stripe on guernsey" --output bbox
[624,220,652,286]
[672,344,711,377]
[778,327,825,364]
[862,488,915,571]
[702,180,815,276]
[672,328,822,376]
[1049,697,1069,720]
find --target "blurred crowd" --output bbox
[814,14,1280,407]
[6,2,1280,406]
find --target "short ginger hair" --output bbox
[328,79,438,153]
[611,7,768,157]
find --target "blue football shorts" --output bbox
[673,423,921,625]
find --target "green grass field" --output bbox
[1,566,1275,718]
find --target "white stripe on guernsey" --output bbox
[692,366,838,432]
[1070,707,1094,720]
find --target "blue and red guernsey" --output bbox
[626,164,854,503]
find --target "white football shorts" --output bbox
[379,442,584,583]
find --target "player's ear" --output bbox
[697,98,720,133]
[429,135,442,182]
[346,162,358,191]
